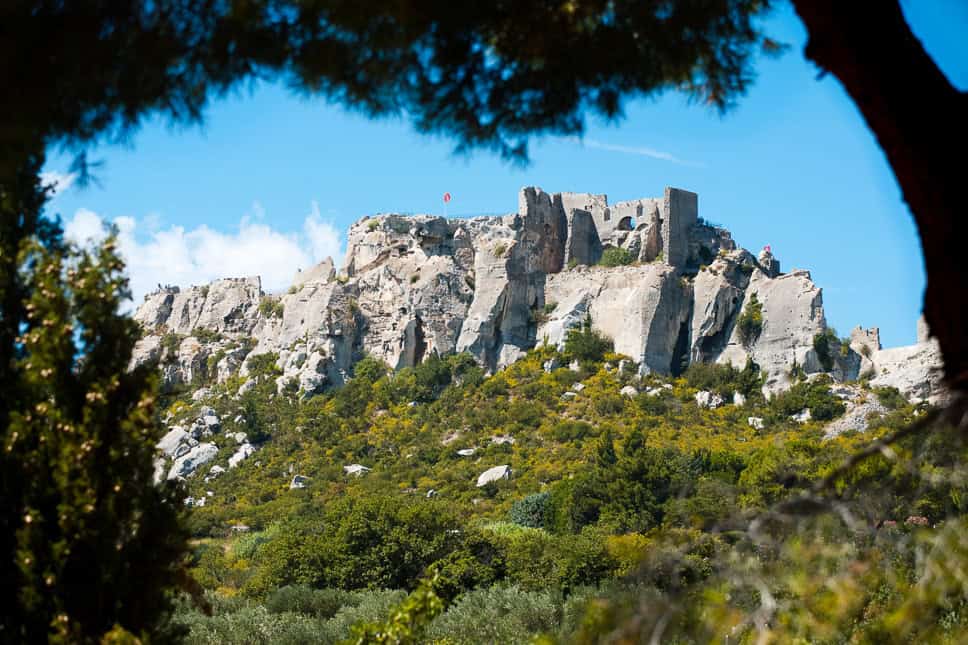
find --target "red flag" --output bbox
[443,192,452,203]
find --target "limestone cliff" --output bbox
[132,185,946,405]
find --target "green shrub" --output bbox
[160,331,184,362]
[265,586,360,619]
[594,394,625,416]
[259,296,284,318]
[246,352,281,378]
[767,376,845,422]
[426,586,560,644]
[598,247,634,267]
[874,386,907,410]
[509,492,550,529]
[193,327,222,343]
[736,293,763,347]
[563,316,613,364]
[813,329,838,371]
[493,243,508,257]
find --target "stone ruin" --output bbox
[130,185,947,405]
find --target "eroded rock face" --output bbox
[717,268,829,394]
[131,185,945,402]
[539,264,690,374]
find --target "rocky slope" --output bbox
[132,185,947,410]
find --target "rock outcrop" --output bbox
[131,184,946,406]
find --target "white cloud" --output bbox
[64,204,344,307]
[575,137,704,167]
[39,171,77,196]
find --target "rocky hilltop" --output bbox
[132,185,946,404]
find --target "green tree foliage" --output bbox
[597,247,634,267]
[813,328,838,371]
[509,492,550,529]
[736,293,764,347]
[243,496,480,596]
[767,375,846,422]
[683,358,763,399]
[563,316,613,365]
[350,572,444,645]
[0,234,187,641]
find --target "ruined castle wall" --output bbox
[662,187,698,269]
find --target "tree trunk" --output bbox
[790,0,968,392]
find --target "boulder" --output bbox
[343,464,371,476]
[157,427,189,458]
[476,465,511,487]
[456,448,477,457]
[695,391,725,409]
[620,385,638,398]
[228,443,256,468]
[747,416,765,430]
[289,475,309,489]
[167,443,218,480]
[792,409,812,424]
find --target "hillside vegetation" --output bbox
[167,325,967,643]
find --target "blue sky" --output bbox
[46,1,967,348]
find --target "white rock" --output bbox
[562,391,578,400]
[231,432,248,444]
[205,465,226,482]
[543,358,560,373]
[228,443,256,468]
[572,382,586,392]
[343,464,371,476]
[456,448,477,457]
[620,385,638,398]
[747,416,765,430]
[490,435,515,445]
[733,392,747,407]
[237,379,257,397]
[167,443,218,480]
[290,475,309,489]
[476,465,511,487]
[192,387,212,402]
[157,427,189,458]
[792,409,812,424]
[695,390,725,409]
[152,457,167,485]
